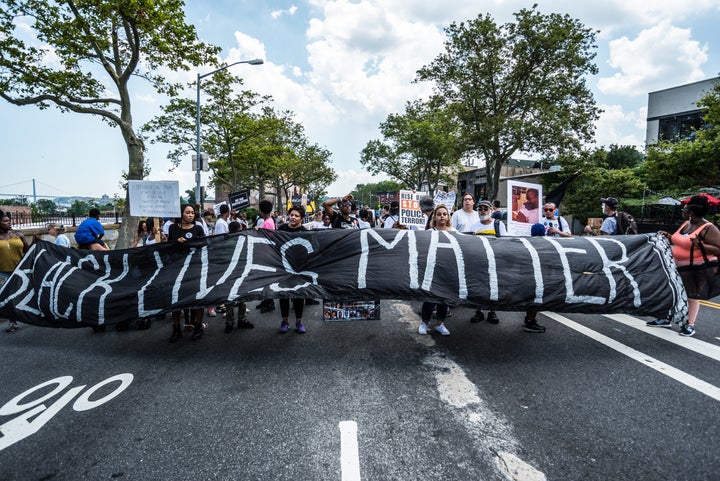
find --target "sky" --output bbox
[2,0,720,202]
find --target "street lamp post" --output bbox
[195,58,263,205]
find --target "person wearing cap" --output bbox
[584,197,619,235]
[383,200,401,229]
[323,194,359,229]
[467,200,506,325]
[451,193,480,232]
[47,223,71,247]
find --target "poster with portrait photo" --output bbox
[322,300,381,321]
[507,180,542,236]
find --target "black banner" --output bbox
[0,230,687,328]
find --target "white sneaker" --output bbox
[207,308,217,317]
[418,322,428,335]
[435,324,450,336]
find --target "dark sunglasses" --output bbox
[543,208,555,212]
[477,206,490,211]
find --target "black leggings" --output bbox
[279,298,304,319]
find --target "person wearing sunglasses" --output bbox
[541,203,571,237]
[468,200,506,325]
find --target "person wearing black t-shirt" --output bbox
[168,204,206,343]
[276,205,308,333]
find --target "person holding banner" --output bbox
[168,204,207,343]
[418,204,454,336]
[276,205,308,334]
[469,200,505,325]
[1,212,30,333]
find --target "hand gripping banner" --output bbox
[0,229,687,328]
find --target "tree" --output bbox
[0,1,219,248]
[67,199,91,216]
[144,71,336,207]
[352,180,404,209]
[361,99,462,192]
[641,82,720,191]
[415,6,601,200]
[34,199,59,215]
[605,144,644,170]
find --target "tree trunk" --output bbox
[115,131,145,249]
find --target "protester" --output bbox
[75,208,109,250]
[168,204,206,342]
[649,195,720,336]
[418,204,454,336]
[584,197,619,235]
[523,223,548,333]
[468,200,505,324]
[255,199,277,313]
[0,212,30,333]
[131,220,149,247]
[490,199,503,220]
[451,194,480,232]
[277,205,308,333]
[202,210,215,235]
[223,220,254,333]
[47,222,71,247]
[324,194,360,229]
[541,202,572,237]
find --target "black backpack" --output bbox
[616,212,638,235]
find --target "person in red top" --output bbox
[648,195,720,336]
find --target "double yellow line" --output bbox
[699,299,720,309]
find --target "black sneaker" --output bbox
[5,321,18,333]
[487,311,499,324]
[470,310,485,323]
[237,319,255,329]
[260,302,275,313]
[169,326,182,343]
[191,323,204,340]
[524,320,546,333]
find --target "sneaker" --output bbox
[237,319,255,329]
[295,321,306,334]
[646,319,672,328]
[470,311,485,323]
[679,324,696,337]
[207,308,217,317]
[183,322,193,332]
[191,323,204,340]
[435,324,451,336]
[5,321,18,333]
[224,321,233,334]
[169,327,182,343]
[418,321,428,335]
[523,321,546,333]
[486,311,499,324]
[278,321,289,334]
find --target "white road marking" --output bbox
[603,314,720,362]
[339,420,361,481]
[545,312,720,402]
[395,303,546,480]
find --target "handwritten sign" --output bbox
[128,180,180,218]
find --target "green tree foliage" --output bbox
[0,1,220,247]
[351,180,404,209]
[360,99,463,192]
[67,199,91,216]
[606,144,644,169]
[547,147,646,222]
[33,199,59,215]
[415,6,601,200]
[144,69,336,209]
[641,82,720,191]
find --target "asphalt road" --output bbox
[1,300,719,481]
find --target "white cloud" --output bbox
[598,21,709,96]
[271,5,298,19]
[593,104,645,148]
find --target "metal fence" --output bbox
[2,210,121,229]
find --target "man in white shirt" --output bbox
[214,204,230,235]
[541,202,571,237]
[451,194,480,232]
